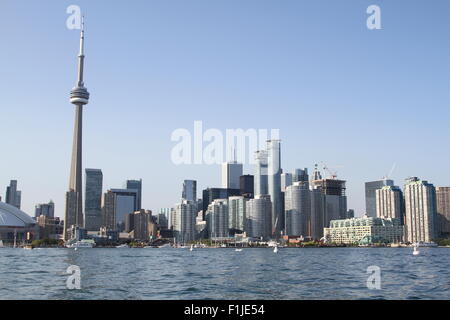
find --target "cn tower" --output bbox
[64,18,90,240]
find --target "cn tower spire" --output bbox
[65,16,90,240]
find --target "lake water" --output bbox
[0,247,448,300]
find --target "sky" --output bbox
[1,0,449,218]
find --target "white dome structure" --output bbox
[0,202,38,243]
[0,202,36,227]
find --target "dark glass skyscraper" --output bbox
[126,179,142,210]
[85,169,103,231]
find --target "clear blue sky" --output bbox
[1,0,449,218]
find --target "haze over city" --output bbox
[1,0,450,218]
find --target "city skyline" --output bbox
[1,1,450,218]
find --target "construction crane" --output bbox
[321,162,338,179]
[382,163,396,181]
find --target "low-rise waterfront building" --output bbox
[324,216,403,245]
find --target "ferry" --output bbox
[66,239,95,248]
[415,241,438,247]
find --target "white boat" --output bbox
[190,244,194,251]
[273,246,278,253]
[235,248,242,252]
[158,243,172,248]
[267,240,278,247]
[66,239,95,248]
[415,241,438,247]
[116,244,129,248]
[0,240,4,248]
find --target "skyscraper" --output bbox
[5,180,21,209]
[365,179,394,217]
[285,181,310,237]
[436,187,450,236]
[404,177,437,243]
[375,185,404,222]
[239,175,254,198]
[182,180,197,202]
[246,195,272,239]
[222,162,243,189]
[201,187,240,218]
[64,19,90,240]
[254,150,268,196]
[85,169,103,231]
[310,187,325,240]
[102,189,138,231]
[281,173,293,192]
[126,179,142,210]
[173,200,197,244]
[206,199,229,239]
[35,201,55,218]
[311,177,347,228]
[267,140,282,237]
[228,196,247,233]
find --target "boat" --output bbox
[390,243,400,248]
[116,244,129,248]
[235,248,242,252]
[190,244,194,251]
[66,239,95,248]
[158,243,172,248]
[0,240,4,248]
[23,245,33,250]
[273,246,278,253]
[267,240,278,247]
[415,241,438,247]
[413,243,420,256]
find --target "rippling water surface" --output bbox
[0,247,448,300]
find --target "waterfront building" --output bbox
[246,195,272,239]
[182,180,197,202]
[285,182,310,237]
[375,185,404,222]
[222,161,243,189]
[173,200,197,244]
[64,19,90,240]
[239,175,254,198]
[34,201,55,218]
[267,140,282,236]
[254,150,268,196]
[102,189,138,231]
[5,180,21,209]
[324,216,403,244]
[404,177,437,243]
[37,215,60,239]
[126,209,156,240]
[85,169,103,231]
[436,187,450,236]
[206,199,229,239]
[228,196,247,233]
[126,179,142,210]
[365,179,394,217]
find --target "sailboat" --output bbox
[0,240,4,248]
[190,244,193,251]
[413,243,420,256]
[273,245,278,253]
